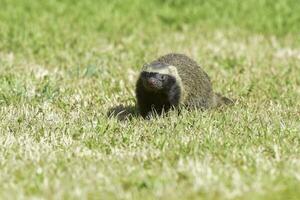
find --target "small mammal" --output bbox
[135,53,233,118]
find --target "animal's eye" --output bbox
[157,74,166,81]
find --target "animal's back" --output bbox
[151,53,215,108]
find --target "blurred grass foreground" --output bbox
[0,0,300,199]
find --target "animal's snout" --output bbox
[148,78,156,87]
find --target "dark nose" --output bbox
[148,77,156,86]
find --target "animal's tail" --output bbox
[213,92,234,107]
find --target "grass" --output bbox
[0,0,300,199]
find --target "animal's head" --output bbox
[139,62,180,92]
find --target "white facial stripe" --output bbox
[142,65,186,102]
[143,68,169,75]
[143,65,178,77]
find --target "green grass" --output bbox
[0,0,300,199]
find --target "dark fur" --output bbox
[136,72,181,118]
[136,53,233,118]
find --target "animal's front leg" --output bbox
[142,104,164,119]
[138,103,153,119]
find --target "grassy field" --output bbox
[0,0,300,199]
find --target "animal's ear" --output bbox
[168,65,178,75]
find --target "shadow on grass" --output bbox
[107,104,139,121]
[107,99,237,121]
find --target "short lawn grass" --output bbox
[0,0,299,199]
